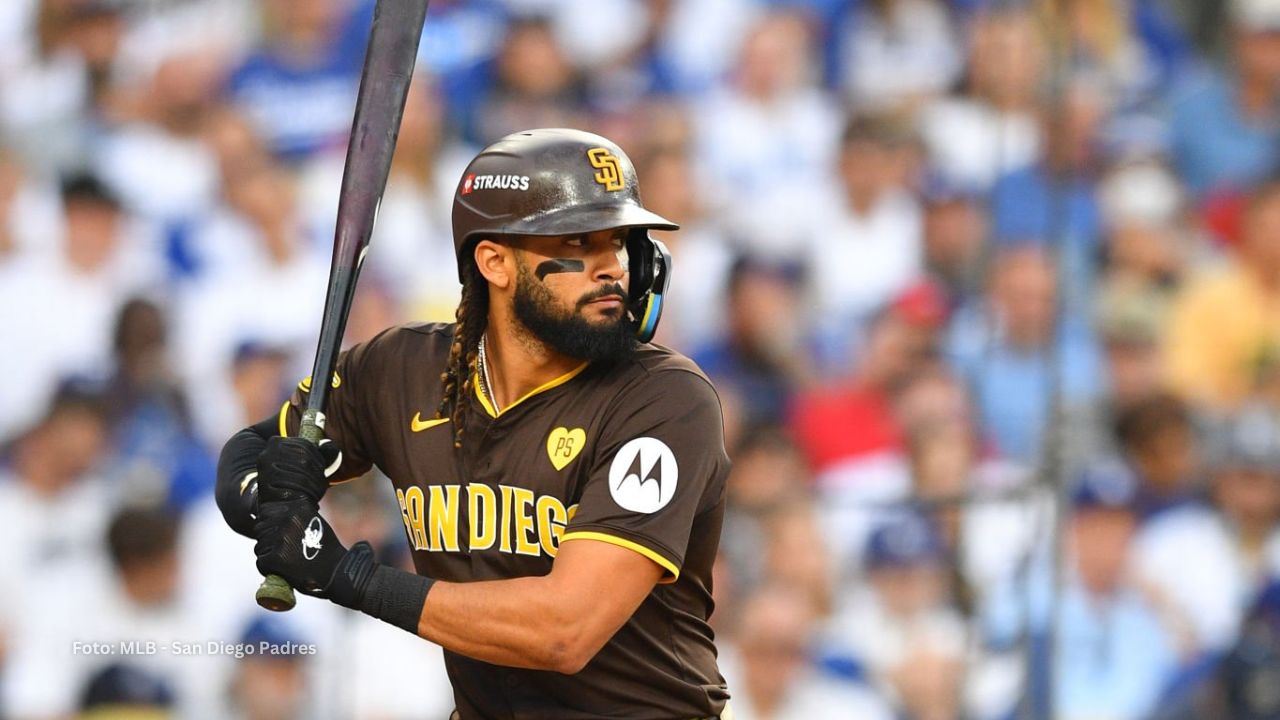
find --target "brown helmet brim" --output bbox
[496,202,679,237]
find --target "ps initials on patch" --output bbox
[608,437,678,513]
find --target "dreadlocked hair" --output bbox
[436,257,489,448]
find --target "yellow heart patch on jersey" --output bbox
[546,427,586,471]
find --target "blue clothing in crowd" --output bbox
[1169,70,1280,198]
[947,310,1104,465]
[986,560,1179,720]
[226,5,369,161]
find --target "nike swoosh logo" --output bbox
[411,413,450,432]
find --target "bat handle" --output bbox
[255,409,324,611]
[257,574,297,612]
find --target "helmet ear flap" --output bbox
[626,233,671,343]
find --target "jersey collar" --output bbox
[472,361,590,418]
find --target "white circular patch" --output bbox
[608,437,679,513]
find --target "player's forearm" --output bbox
[416,575,606,674]
[314,543,589,672]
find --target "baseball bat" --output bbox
[257,0,431,612]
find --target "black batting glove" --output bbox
[254,504,432,633]
[252,502,376,604]
[255,436,343,506]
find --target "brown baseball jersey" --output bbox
[280,322,731,719]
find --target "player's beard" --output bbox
[513,260,635,363]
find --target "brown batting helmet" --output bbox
[451,128,677,342]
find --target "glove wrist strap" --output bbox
[328,542,433,635]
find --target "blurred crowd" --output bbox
[2,0,1280,718]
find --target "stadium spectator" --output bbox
[920,176,988,309]
[1038,0,1178,103]
[228,616,312,720]
[720,583,894,720]
[986,466,1179,720]
[0,174,162,441]
[792,292,944,486]
[0,389,113,716]
[907,416,1042,617]
[988,78,1109,300]
[103,297,214,510]
[918,5,1044,190]
[1062,284,1167,473]
[226,0,366,161]
[1151,581,1280,720]
[79,663,175,719]
[694,256,811,430]
[693,10,841,255]
[1164,180,1280,409]
[1114,393,1203,520]
[807,113,925,343]
[1096,156,1189,296]
[1133,406,1280,659]
[0,388,111,622]
[835,0,961,112]
[946,244,1104,464]
[2,504,210,718]
[0,0,127,174]
[93,52,224,228]
[720,426,812,594]
[1168,0,1280,198]
[1055,474,1178,719]
[823,514,967,720]
[762,500,835,617]
[471,15,586,144]
[792,321,905,481]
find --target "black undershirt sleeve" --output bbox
[215,415,279,539]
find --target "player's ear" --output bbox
[474,238,513,290]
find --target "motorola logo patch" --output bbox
[608,437,678,513]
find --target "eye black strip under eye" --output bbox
[535,259,585,280]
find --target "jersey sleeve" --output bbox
[278,333,387,483]
[562,370,729,583]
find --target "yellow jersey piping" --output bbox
[560,531,680,583]
[473,362,589,418]
[278,401,290,437]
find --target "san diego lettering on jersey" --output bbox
[395,483,576,558]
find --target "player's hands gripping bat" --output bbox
[256,0,431,612]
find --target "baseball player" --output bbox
[215,129,732,719]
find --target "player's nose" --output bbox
[591,242,626,282]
